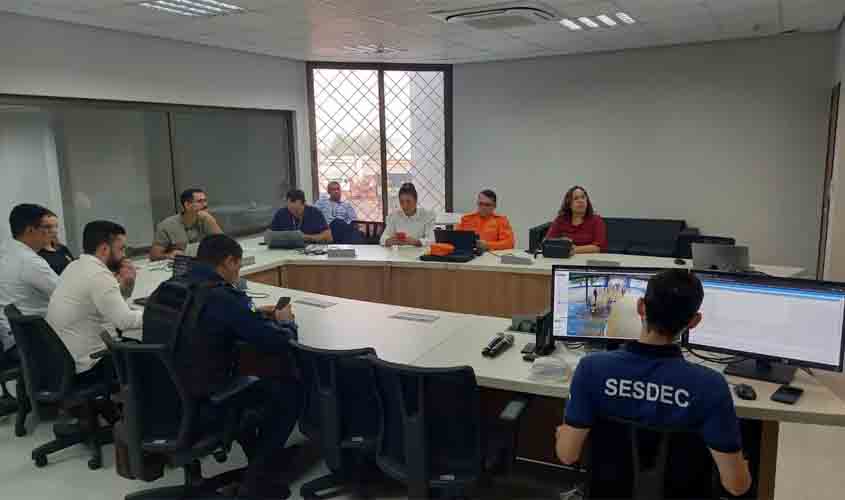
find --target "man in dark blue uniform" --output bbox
[555,269,752,497]
[180,234,302,499]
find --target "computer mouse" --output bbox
[674,258,686,265]
[734,383,757,401]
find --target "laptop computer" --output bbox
[692,243,752,272]
[420,229,478,263]
[265,230,305,249]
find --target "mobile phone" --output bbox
[771,385,804,405]
[275,297,291,310]
[521,342,536,354]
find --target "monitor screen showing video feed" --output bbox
[552,267,658,340]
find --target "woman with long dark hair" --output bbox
[545,186,607,254]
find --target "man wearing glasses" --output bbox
[149,188,223,261]
[0,204,60,359]
[456,189,515,251]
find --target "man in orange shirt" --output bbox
[457,189,515,251]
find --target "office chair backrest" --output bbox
[692,235,736,247]
[101,333,193,456]
[584,416,718,499]
[289,341,379,472]
[368,356,483,493]
[5,304,75,403]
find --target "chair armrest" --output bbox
[90,349,110,360]
[209,376,261,405]
[498,397,529,423]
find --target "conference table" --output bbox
[130,245,832,500]
[222,237,806,319]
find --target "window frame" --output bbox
[0,93,298,253]
[306,62,454,221]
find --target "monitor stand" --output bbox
[724,359,796,385]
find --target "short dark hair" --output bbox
[479,189,497,204]
[180,188,205,209]
[197,234,243,267]
[286,189,306,204]
[83,220,126,255]
[9,204,54,239]
[559,185,594,220]
[398,183,418,200]
[644,269,704,337]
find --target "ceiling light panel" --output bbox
[139,0,243,17]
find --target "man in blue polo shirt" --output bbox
[555,269,751,497]
[271,189,332,243]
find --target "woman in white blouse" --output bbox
[380,183,436,247]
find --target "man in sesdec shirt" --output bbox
[555,269,751,498]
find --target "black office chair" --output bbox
[582,417,722,499]
[0,341,30,437]
[367,356,528,499]
[5,304,114,469]
[100,332,260,499]
[290,341,381,499]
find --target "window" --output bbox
[308,64,452,222]
[0,95,295,254]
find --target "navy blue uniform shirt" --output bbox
[565,341,742,453]
[187,263,298,353]
[271,205,328,235]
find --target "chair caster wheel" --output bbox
[213,450,227,463]
[34,455,48,468]
[88,457,102,470]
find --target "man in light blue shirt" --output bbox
[314,181,357,225]
[0,204,60,355]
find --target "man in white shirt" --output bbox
[47,220,141,377]
[380,183,436,247]
[0,204,60,356]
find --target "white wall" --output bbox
[0,12,312,198]
[0,110,64,245]
[454,34,834,274]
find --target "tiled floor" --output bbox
[1,411,844,499]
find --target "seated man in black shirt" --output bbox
[555,269,752,497]
[181,234,302,499]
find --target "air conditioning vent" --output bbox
[430,1,560,30]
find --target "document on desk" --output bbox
[294,297,338,309]
[390,311,439,323]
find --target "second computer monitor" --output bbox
[551,266,660,342]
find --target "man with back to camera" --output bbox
[271,189,333,243]
[149,188,223,261]
[0,204,60,360]
[170,233,302,499]
[555,269,752,498]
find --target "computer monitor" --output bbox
[692,243,751,272]
[684,273,845,384]
[551,266,661,344]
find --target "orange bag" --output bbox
[429,243,455,256]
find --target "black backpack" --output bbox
[141,277,224,347]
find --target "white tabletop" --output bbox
[141,236,805,279]
[130,263,844,426]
